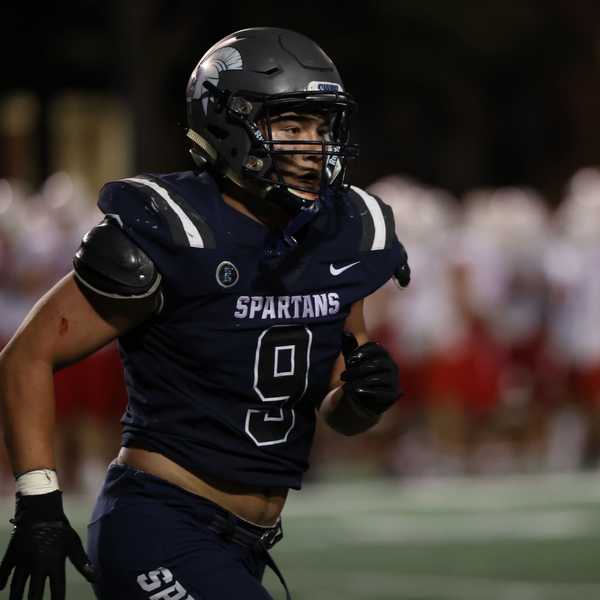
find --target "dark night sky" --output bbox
[3,0,600,201]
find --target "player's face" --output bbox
[265,112,330,200]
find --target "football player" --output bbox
[0,27,409,600]
[545,169,600,468]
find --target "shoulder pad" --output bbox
[100,174,216,249]
[348,186,396,251]
[73,215,162,300]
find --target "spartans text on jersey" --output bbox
[234,293,340,320]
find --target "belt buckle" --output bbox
[258,521,283,550]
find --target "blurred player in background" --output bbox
[544,168,600,470]
[367,180,550,475]
[0,27,409,600]
[365,177,465,474]
[456,188,549,472]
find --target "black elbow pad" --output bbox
[73,215,162,300]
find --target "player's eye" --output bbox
[282,126,301,134]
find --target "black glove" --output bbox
[340,332,401,419]
[0,490,96,600]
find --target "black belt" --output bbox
[208,512,291,600]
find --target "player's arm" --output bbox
[0,273,157,475]
[319,299,401,436]
[0,216,161,600]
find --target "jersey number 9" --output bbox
[245,325,312,446]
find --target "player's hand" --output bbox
[0,490,96,600]
[340,332,401,419]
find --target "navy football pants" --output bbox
[87,463,282,599]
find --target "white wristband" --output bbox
[16,469,60,496]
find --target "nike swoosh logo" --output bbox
[330,261,360,276]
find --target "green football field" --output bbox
[2,472,600,599]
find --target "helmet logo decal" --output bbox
[216,260,239,288]
[306,81,343,92]
[197,47,243,114]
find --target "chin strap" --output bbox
[264,188,336,257]
[217,171,335,258]
[264,201,320,257]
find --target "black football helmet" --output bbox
[185,27,358,211]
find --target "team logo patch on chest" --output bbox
[216,261,239,288]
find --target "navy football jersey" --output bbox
[97,171,405,489]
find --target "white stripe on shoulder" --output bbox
[104,213,124,228]
[351,186,386,250]
[123,177,204,248]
